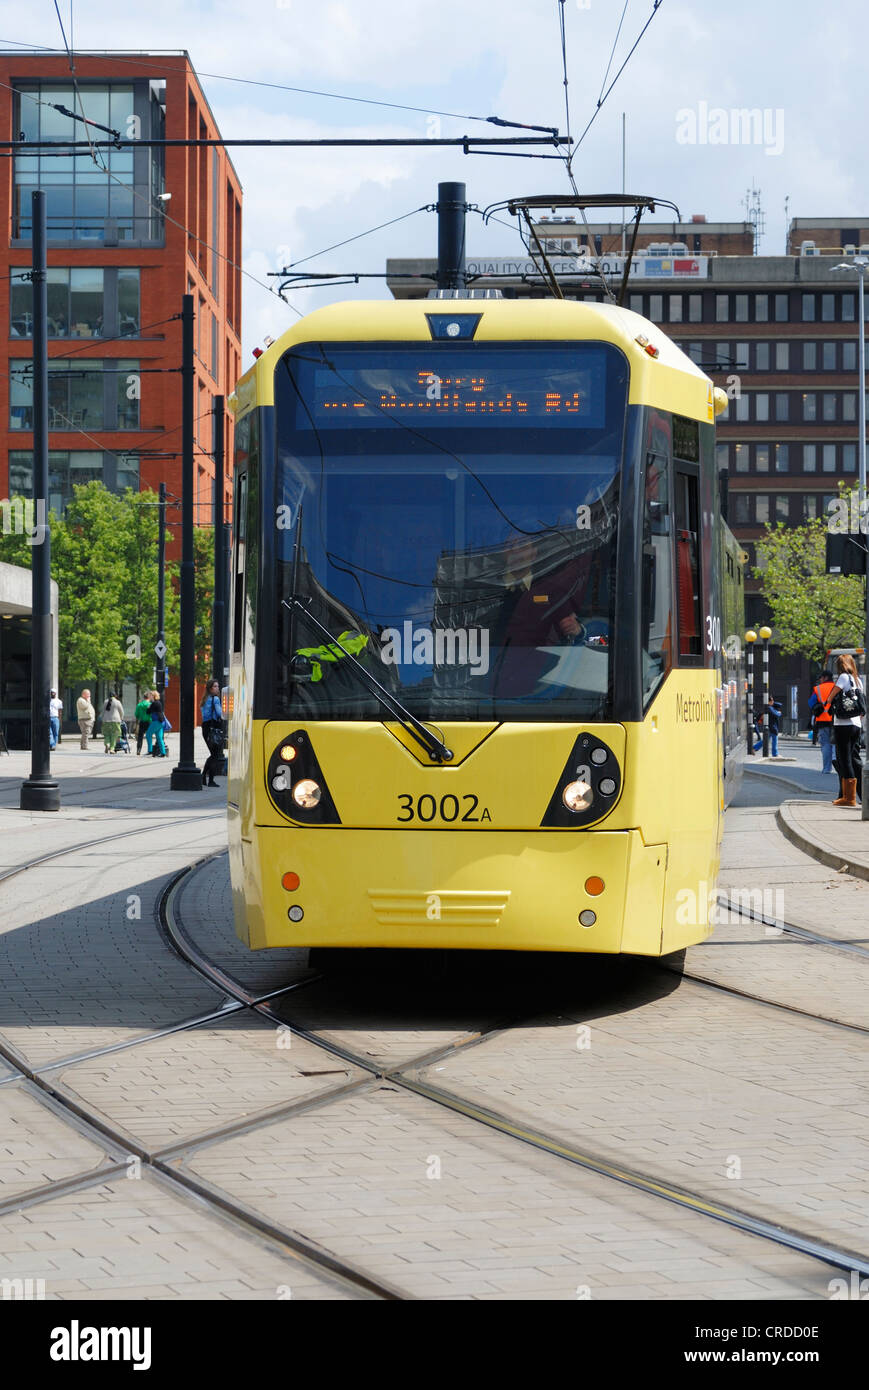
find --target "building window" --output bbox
[755,342,770,371]
[716,341,731,367]
[803,495,818,519]
[649,294,663,322]
[842,294,855,321]
[755,495,769,524]
[803,342,816,370]
[10,267,140,339]
[755,294,768,322]
[688,294,702,322]
[629,294,643,313]
[822,393,837,422]
[688,343,703,365]
[822,444,837,472]
[775,393,789,422]
[802,293,816,322]
[735,294,749,322]
[734,393,749,422]
[775,495,789,522]
[775,443,789,472]
[774,294,788,321]
[843,342,857,370]
[821,294,836,322]
[669,294,683,322]
[775,342,789,371]
[802,392,817,422]
[803,444,817,473]
[755,444,769,472]
[822,342,837,370]
[755,393,769,422]
[733,443,748,473]
[10,358,140,430]
[8,450,139,512]
[715,294,729,322]
[733,493,750,524]
[716,442,729,469]
[736,342,749,370]
[843,443,857,472]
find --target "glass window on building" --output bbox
[802,293,815,321]
[755,293,768,322]
[775,444,789,472]
[843,341,857,370]
[10,362,33,429]
[716,341,731,367]
[49,361,103,429]
[755,342,770,370]
[735,393,749,422]
[629,294,643,313]
[843,443,857,472]
[775,342,789,371]
[715,294,729,322]
[821,294,835,321]
[118,269,140,335]
[822,393,837,422]
[736,342,750,370]
[802,342,816,370]
[842,293,855,321]
[733,493,750,524]
[688,294,702,322]
[802,392,817,422]
[755,444,769,472]
[774,294,788,321]
[822,342,837,370]
[735,294,749,322]
[116,360,140,429]
[823,444,837,472]
[755,495,769,524]
[803,496,818,520]
[755,393,769,422]
[803,444,817,472]
[775,393,789,421]
[8,449,135,512]
[733,443,748,472]
[11,266,139,338]
[116,452,140,491]
[716,441,728,470]
[669,294,683,322]
[688,343,703,364]
[843,393,856,421]
[69,267,103,337]
[649,294,663,321]
[775,494,789,522]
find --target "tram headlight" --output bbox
[562,779,594,813]
[292,778,322,809]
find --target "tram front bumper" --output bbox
[235,826,668,954]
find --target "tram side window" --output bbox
[675,471,703,659]
[232,471,247,654]
[641,453,673,705]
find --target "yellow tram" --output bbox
[225,298,741,955]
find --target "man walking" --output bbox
[76,689,95,749]
[49,689,63,749]
[808,669,836,775]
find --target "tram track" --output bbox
[155,853,869,1286]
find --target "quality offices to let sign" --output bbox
[465,256,709,281]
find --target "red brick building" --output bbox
[0,50,242,726]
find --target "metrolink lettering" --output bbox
[380,622,489,676]
[675,692,715,723]
[49,1321,151,1370]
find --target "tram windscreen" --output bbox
[273,341,627,722]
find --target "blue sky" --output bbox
[6,0,868,359]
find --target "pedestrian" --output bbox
[766,696,782,758]
[831,654,865,808]
[200,678,224,787]
[75,688,95,749]
[808,670,836,775]
[48,689,63,749]
[148,692,167,757]
[101,691,124,754]
[134,690,154,755]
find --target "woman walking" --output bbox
[148,692,167,757]
[102,691,124,754]
[200,678,225,787]
[135,691,154,755]
[831,654,865,808]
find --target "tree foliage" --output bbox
[755,499,865,667]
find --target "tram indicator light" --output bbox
[279,745,297,762]
[584,877,605,896]
[282,872,300,891]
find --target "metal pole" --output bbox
[212,396,227,687]
[762,636,770,758]
[170,294,202,790]
[155,481,166,704]
[859,269,869,818]
[20,191,59,812]
[746,641,754,755]
[436,182,466,291]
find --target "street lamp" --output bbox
[832,259,869,818]
[759,625,772,758]
[745,628,757,755]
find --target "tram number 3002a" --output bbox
[396,793,492,823]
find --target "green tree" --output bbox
[193,524,215,681]
[755,499,865,666]
[115,488,180,694]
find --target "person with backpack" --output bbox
[808,670,837,774]
[200,678,225,787]
[830,654,865,808]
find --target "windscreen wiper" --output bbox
[281,597,454,764]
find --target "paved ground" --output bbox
[0,734,867,1300]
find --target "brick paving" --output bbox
[0,1082,110,1201]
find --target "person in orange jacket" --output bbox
[808,669,836,775]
